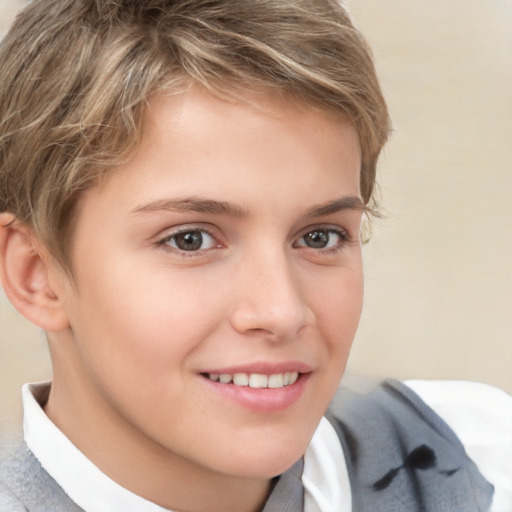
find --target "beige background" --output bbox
[1,0,511,439]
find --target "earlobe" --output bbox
[0,213,69,332]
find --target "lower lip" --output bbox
[200,373,310,414]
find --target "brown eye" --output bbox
[163,230,217,252]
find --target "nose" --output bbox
[229,248,310,341]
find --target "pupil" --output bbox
[305,230,328,248]
[176,232,202,251]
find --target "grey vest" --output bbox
[1,380,494,511]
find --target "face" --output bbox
[51,87,364,483]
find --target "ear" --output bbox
[0,213,69,332]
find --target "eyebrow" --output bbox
[131,195,369,219]
[304,196,369,218]
[131,197,250,218]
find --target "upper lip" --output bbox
[199,361,312,375]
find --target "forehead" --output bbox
[143,87,359,175]
[83,86,362,219]
[145,86,360,145]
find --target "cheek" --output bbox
[308,269,362,407]
[310,263,364,347]
[63,273,224,441]
[67,265,219,391]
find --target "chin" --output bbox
[213,430,313,479]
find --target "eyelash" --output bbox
[155,225,353,256]
[294,227,353,254]
[156,227,220,255]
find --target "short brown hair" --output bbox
[0,0,390,268]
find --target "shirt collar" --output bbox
[303,416,352,512]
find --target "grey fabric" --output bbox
[0,443,84,512]
[0,485,27,512]
[262,458,304,512]
[0,380,494,511]
[326,379,494,512]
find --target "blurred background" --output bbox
[1,0,511,440]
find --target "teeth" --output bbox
[233,373,249,386]
[268,373,284,388]
[207,371,301,389]
[249,374,268,388]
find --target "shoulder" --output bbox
[402,379,512,448]
[0,484,26,512]
[326,379,496,511]
[0,441,84,512]
[0,442,32,511]
[327,378,473,446]
[404,379,512,430]
[405,380,512,512]
[330,378,512,448]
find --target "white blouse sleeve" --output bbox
[405,380,512,512]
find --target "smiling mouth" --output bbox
[202,372,300,389]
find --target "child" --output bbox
[0,1,510,511]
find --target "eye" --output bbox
[160,229,218,252]
[294,228,349,250]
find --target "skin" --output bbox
[1,87,365,512]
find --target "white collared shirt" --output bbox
[23,380,512,512]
